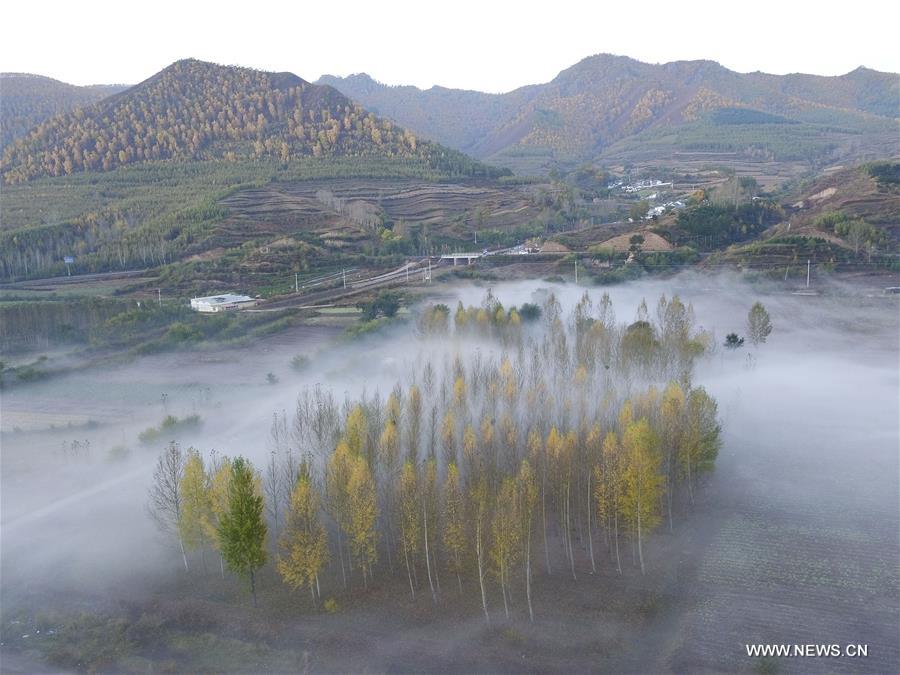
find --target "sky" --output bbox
[2,0,898,92]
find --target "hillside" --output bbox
[319,55,899,173]
[0,73,127,148]
[1,59,502,184]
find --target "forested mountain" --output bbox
[0,73,127,148]
[1,60,500,184]
[319,55,900,170]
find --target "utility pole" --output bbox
[157,288,162,306]
[342,269,346,289]
[295,272,299,293]
[806,259,810,288]
[574,258,578,284]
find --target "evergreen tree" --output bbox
[219,456,268,606]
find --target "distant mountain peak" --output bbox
[319,54,899,172]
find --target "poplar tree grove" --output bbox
[150,290,732,620]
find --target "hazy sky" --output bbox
[2,0,898,91]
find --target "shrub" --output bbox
[290,354,310,372]
[517,303,542,322]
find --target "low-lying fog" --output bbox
[1,272,897,671]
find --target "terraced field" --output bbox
[218,179,544,248]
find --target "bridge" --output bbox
[439,252,485,265]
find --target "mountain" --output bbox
[318,55,900,172]
[0,73,127,148]
[1,59,501,184]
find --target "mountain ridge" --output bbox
[317,53,899,171]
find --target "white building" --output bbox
[190,294,257,313]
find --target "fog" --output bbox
[1,272,897,672]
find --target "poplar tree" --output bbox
[379,418,401,571]
[597,431,623,574]
[620,419,662,574]
[148,441,189,571]
[348,454,378,589]
[277,463,329,607]
[219,456,268,606]
[491,476,521,619]
[517,458,538,621]
[178,448,212,568]
[470,475,491,622]
[442,462,466,593]
[680,388,721,503]
[422,456,440,601]
[203,456,233,578]
[398,460,420,599]
[660,382,686,530]
[326,440,353,588]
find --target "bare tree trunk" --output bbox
[613,510,622,574]
[404,549,415,599]
[501,566,509,619]
[637,497,645,575]
[687,454,695,505]
[542,479,551,574]
[385,525,394,575]
[336,529,347,589]
[587,472,596,574]
[423,501,436,603]
[432,547,441,593]
[666,451,674,532]
[566,482,576,581]
[179,537,189,572]
[476,521,490,622]
[525,528,534,622]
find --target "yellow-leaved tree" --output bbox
[178,448,212,570]
[490,476,521,619]
[202,455,233,578]
[620,418,663,574]
[517,458,538,621]
[325,440,353,589]
[442,462,466,593]
[348,454,378,589]
[398,460,420,599]
[277,462,329,607]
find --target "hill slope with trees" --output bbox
[1,59,503,184]
[0,73,128,149]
